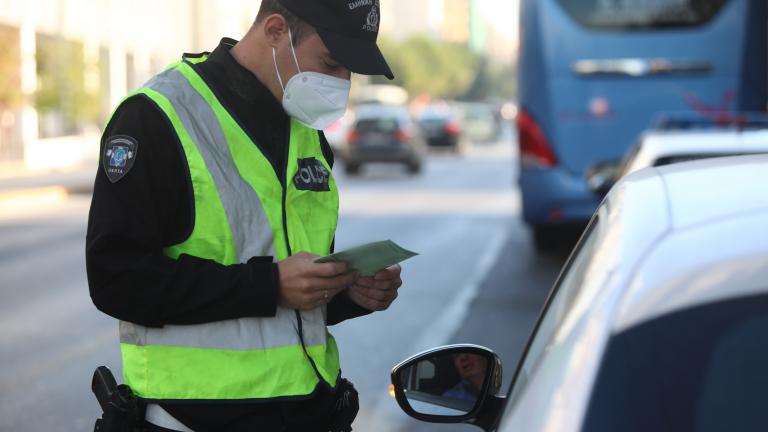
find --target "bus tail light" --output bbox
[517,110,557,168]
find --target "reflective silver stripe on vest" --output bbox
[149,68,275,262]
[120,307,322,350]
[120,65,328,351]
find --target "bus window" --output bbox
[557,0,729,30]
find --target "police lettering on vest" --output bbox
[295,158,331,191]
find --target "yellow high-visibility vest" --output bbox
[114,53,340,401]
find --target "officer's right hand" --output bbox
[277,252,358,310]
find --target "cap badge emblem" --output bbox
[363,5,379,32]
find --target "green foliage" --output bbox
[373,35,479,99]
[372,35,517,101]
[35,34,101,133]
[462,60,518,101]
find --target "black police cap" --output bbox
[278,0,394,80]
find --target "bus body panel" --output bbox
[518,0,766,226]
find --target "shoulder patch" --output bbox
[103,135,138,183]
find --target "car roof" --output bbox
[353,104,410,120]
[613,154,768,330]
[607,155,768,307]
[417,106,456,120]
[637,128,768,157]
[654,154,768,228]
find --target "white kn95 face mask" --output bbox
[272,29,351,130]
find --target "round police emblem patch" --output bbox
[103,135,138,183]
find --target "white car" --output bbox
[587,115,768,196]
[391,155,768,431]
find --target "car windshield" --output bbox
[583,293,768,431]
[557,0,729,30]
[355,118,400,134]
[505,217,601,404]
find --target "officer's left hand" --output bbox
[347,264,402,311]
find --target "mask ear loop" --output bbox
[287,28,302,74]
[272,47,285,91]
[273,27,302,93]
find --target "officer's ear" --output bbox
[262,14,289,48]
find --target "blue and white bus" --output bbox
[517,0,767,250]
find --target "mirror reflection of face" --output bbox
[453,353,488,387]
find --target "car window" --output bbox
[419,116,450,124]
[506,216,601,404]
[583,293,768,431]
[652,153,753,167]
[355,118,399,133]
[557,0,729,30]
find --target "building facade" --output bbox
[0,0,259,168]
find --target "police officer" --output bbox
[86,1,400,430]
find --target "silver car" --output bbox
[340,104,426,175]
[588,114,768,196]
[391,155,768,431]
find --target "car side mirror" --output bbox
[390,344,504,430]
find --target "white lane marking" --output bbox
[363,226,512,431]
[410,226,511,351]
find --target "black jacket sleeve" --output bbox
[86,95,279,328]
[326,291,373,325]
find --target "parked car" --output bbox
[417,108,464,153]
[453,102,500,144]
[322,111,354,155]
[391,155,768,431]
[587,114,768,197]
[340,104,425,175]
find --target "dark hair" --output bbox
[255,0,315,45]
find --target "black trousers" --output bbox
[145,421,332,432]
[151,396,337,432]
[145,381,353,432]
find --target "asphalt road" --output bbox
[0,130,569,432]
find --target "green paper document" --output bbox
[314,240,418,276]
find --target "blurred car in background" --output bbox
[353,84,409,106]
[323,113,353,156]
[340,104,425,175]
[587,113,768,197]
[453,102,501,144]
[417,108,464,153]
[517,0,767,252]
[391,155,768,432]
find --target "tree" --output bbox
[371,35,516,102]
[35,34,100,137]
[373,35,480,100]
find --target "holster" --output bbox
[92,366,146,432]
[328,378,359,432]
